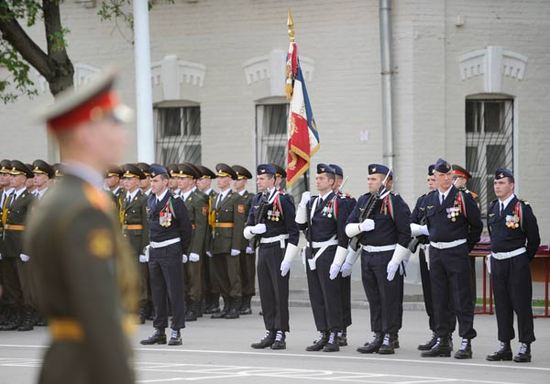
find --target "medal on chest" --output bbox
[505,202,521,229]
[267,194,283,222]
[322,199,334,218]
[448,192,465,222]
[159,202,173,227]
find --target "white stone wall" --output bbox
[0,0,548,241]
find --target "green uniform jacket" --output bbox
[183,189,208,256]
[25,174,135,384]
[210,190,246,255]
[121,190,149,256]
[4,189,34,258]
[234,190,254,251]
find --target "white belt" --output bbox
[491,247,526,260]
[430,239,467,250]
[260,234,290,249]
[362,244,397,253]
[150,237,181,249]
[307,236,338,270]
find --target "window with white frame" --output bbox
[465,98,514,214]
[255,102,307,198]
[154,105,201,165]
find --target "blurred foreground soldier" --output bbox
[0,161,35,331]
[345,164,411,355]
[140,165,192,346]
[296,164,348,352]
[486,169,540,363]
[120,164,150,324]
[27,69,138,384]
[231,165,255,315]
[421,159,482,359]
[244,164,299,350]
[32,160,55,200]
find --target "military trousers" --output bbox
[0,257,22,307]
[306,245,343,332]
[430,243,476,340]
[184,258,203,302]
[16,258,37,308]
[491,253,535,344]
[211,252,241,299]
[257,243,290,332]
[361,249,403,335]
[148,243,186,330]
[239,249,256,297]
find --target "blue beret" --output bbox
[495,168,514,181]
[434,158,451,173]
[257,164,276,175]
[150,164,168,178]
[329,163,343,177]
[368,163,392,178]
[428,164,435,176]
[317,163,335,175]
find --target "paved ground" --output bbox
[1,304,549,384]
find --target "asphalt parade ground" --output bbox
[1,303,549,384]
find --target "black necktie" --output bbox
[500,202,505,217]
[216,194,222,209]
[440,193,445,205]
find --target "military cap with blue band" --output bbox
[317,163,336,175]
[495,168,514,181]
[428,164,435,176]
[368,163,392,178]
[257,164,276,176]
[150,164,168,178]
[434,158,452,173]
[329,163,344,177]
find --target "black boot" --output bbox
[239,296,252,315]
[323,331,340,352]
[251,330,275,349]
[140,329,167,345]
[224,297,241,319]
[0,307,22,331]
[17,307,34,331]
[392,333,400,349]
[206,294,221,314]
[168,328,182,346]
[421,336,452,357]
[486,341,512,361]
[338,329,348,346]
[513,343,531,363]
[377,333,395,355]
[271,330,286,350]
[357,333,383,354]
[418,332,438,351]
[454,338,473,359]
[306,331,328,351]
[211,296,229,319]
[185,301,198,322]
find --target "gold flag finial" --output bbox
[287,9,295,42]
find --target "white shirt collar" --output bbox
[14,186,27,199]
[499,193,516,211]
[205,188,213,196]
[218,188,230,201]
[439,185,453,199]
[319,190,332,201]
[155,188,169,202]
[238,189,247,196]
[181,186,196,201]
[36,187,48,199]
[126,188,139,201]
[3,187,14,196]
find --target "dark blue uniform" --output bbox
[147,191,192,331]
[488,196,540,344]
[347,192,411,336]
[247,189,299,332]
[336,192,356,330]
[425,186,482,340]
[299,192,349,334]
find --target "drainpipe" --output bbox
[379,0,394,169]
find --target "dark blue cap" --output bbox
[368,163,392,178]
[434,158,451,173]
[317,163,335,175]
[150,164,168,178]
[257,164,276,175]
[428,164,435,176]
[329,163,343,177]
[495,168,514,181]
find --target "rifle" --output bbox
[348,169,392,251]
[251,192,269,249]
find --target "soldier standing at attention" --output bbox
[26,69,138,384]
[0,160,13,327]
[32,160,54,200]
[120,164,150,324]
[140,165,192,346]
[105,166,123,202]
[420,158,483,359]
[486,168,540,363]
[231,165,255,315]
[244,164,299,350]
[137,163,152,196]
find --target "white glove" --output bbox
[230,249,240,256]
[0,253,2,260]
[280,243,299,277]
[359,218,375,232]
[386,260,400,281]
[295,203,308,224]
[182,254,188,263]
[206,251,213,258]
[189,253,200,262]
[486,255,491,274]
[20,254,30,262]
[410,223,429,237]
[387,244,410,281]
[340,247,361,277]
[251,223,266,234]
[299,191,311,207]
[329,246,348,280]
[245,246,254,254]
[139,254,149,263]
[340,262,354,277]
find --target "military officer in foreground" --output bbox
[120,164,150,324]
[486,168,540,363]
[140,165,192,346]
[27,69,138,384]
[244,164,299,350]
[421,158,483,359]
